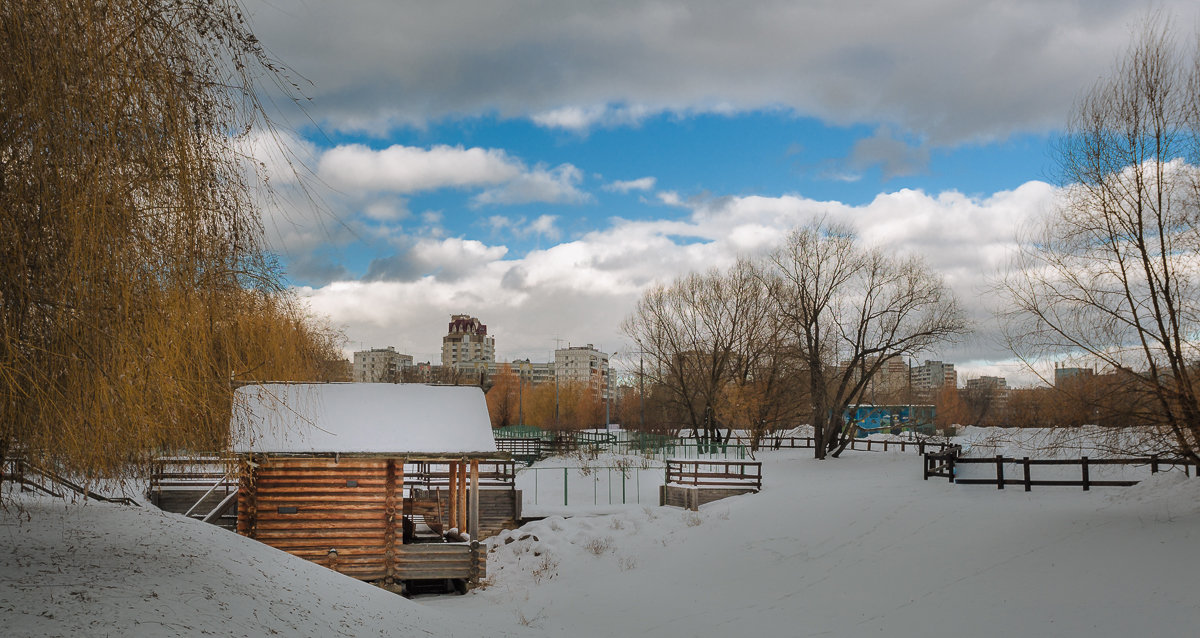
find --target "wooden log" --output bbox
[384,459,397,581]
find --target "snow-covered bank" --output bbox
[3,446,1197,638]
[430,450,1199,637]
[0,496,526,638]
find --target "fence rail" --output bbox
[495,428,953,465]
[923,448,1196,491]
[665,460,763,491]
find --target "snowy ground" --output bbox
[430,449,1200,637]
[0,494,528,638]
[3,439,1198,637]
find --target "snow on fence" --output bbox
[923,447,1197,490]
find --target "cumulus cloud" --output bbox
[317,144,521,193]
[472,163,590,206]
[363,237,508,283]
[243,0,1189,142]
[300,180,1059,382]
[312,143,592,207]
[604,176,657,193]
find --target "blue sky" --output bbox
[242,0,1196,383]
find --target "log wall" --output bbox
[237,456,500,583]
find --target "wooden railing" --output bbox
[665,460,763,491]
[2,457,140,506]
[725,435,954,454]
[923,448,1196,491]
[494,437,542,461]
[403,461,517,489]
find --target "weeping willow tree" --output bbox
[0,0,342,485]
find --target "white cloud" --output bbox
[313,144,592,207]
[656,190,683,206]
[472,163,591,206]
[317,144,521,193]
[526,215,560,240]
[300,180,1059,382]
[604,176,657,193]
[531,104,652,132]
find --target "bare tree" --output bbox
[623,260,784,447]
[1001,18,1200,461]
[764,222,968,458]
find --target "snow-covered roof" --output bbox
[230,383,498,455]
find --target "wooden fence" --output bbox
[496,430,954,465]
[737,435,954,454]
[923,448,1196,491]
[665,460,763,491]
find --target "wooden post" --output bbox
[1023,457,1031,492]
[923,454,929,481]
[448,462,459,531]
[470,459,480,541]
[948,454,955,484]
[458,457,468,531]
[1150,454,1159,474]
[996,455,1005,489]
[919,440,926,455]
[1081,456,1090,491]
[236,457,258,538]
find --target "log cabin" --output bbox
[230,383,516,589]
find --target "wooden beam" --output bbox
[470,459,480,540]
[457,457,467,533]
[446,460,453,530]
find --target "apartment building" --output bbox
[555,344,609,398]
[441,314,495,371]
[352,346,413,383]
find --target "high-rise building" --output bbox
[555,344,609,398]
[441,314,496,371]
[911,360,956,395]
[352,346,413,383]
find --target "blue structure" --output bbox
[846,404,935,436]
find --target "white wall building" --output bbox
[554,344,609,398]
[911,360,956,395]
[352,346,413,383]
